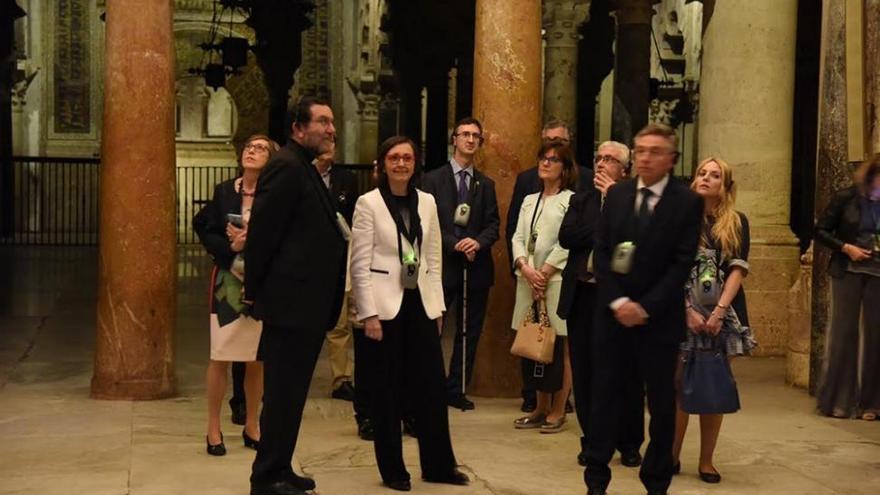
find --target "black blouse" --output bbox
[192,179,242,270]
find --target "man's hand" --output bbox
[364,316,383,341]
[593,170,617,195]
[842,243,872,262]
[454,237,480,257]
[614,301,648,327]
[686,307,706,333]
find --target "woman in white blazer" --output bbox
[350,136,469,492]
[510,141,578,434]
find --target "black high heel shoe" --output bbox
[699,469,721,483]
[206,433,226,456]
[243,430,259,450]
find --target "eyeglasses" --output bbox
[244,143,270,153]
[386,154,415,164]
[454,131,483,141]
[632,147,675,157]
[539,156,562,164]
[594,154,623,166]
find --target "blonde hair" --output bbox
[691,157,742,259]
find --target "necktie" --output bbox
[637,187,653,237]
[455,170,469,237]
[457,170,469,204]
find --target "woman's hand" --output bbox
[531,287,545,301]
[704,312,723,336]
[539,263,557,280]
[227,223,247,252]
[522,264,547,291]
[842,243,872,262]
[364,316,383,341]
[686,307,706,333]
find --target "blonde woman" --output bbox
[672,157,756,483]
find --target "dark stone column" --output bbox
[610,0,653,144]
[92,0,177,400]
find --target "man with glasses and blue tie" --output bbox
[584,123,703,495]
[422,117,500,411]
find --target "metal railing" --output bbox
[1,157,375,246]
[2,156,101,245]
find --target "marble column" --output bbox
[811,0,880,391]
[543,0,590,138]
[699,0,800,357]
[471,0,542,397]
[610,0,654,144]
[92,0,177,400]
[358,93,380,164]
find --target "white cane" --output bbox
[460,262,468,411]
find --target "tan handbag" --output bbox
[511,301,556,364]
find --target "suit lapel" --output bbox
[302,158,343,239]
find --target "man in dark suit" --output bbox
[422,117,500,411]
[558,141,644,469]
[505,120,592,413]
[244,97,348,495]
[584,124,703,495]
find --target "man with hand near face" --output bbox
[422,117,500,411]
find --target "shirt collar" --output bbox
[636,174,670,198]
[450,158,473,178]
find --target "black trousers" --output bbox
[585,320,678,493]
[367,289,457,483]
[567,282,644,457]
[230,361,246,408]
[443,284,490,397]
[250,322,326,484]
[353,327,371,423]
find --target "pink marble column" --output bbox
[91,0,177,399]
[471,0,543,397]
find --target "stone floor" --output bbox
[1,245,879,495]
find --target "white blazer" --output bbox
[350,188,445,321]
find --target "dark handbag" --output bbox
[681,338,741,414]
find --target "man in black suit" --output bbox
[422,117,500,411]
[558,141,644,469]
[505,120,592,413]
[244,97,348,495]
[584,124,702,495]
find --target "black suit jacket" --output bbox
[421,163,500,290]
[328,166,358,225]
[815,186,865,278]
[505,165,594,275]
[244,140,348,330]
[594,177,702,345]
[192,178,241,271]
[557,187,603,319]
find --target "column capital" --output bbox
[543,0,591,48]
[357,92,381,120]
[613,0,657,25]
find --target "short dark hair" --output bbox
[537,141,579,192]
[289,96,330,128]
[542,119,572,136]
[236,134,280,169]
[375,135,421,189]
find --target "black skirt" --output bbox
[521,338,565,393]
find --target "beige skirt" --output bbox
[210,313,262,361]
